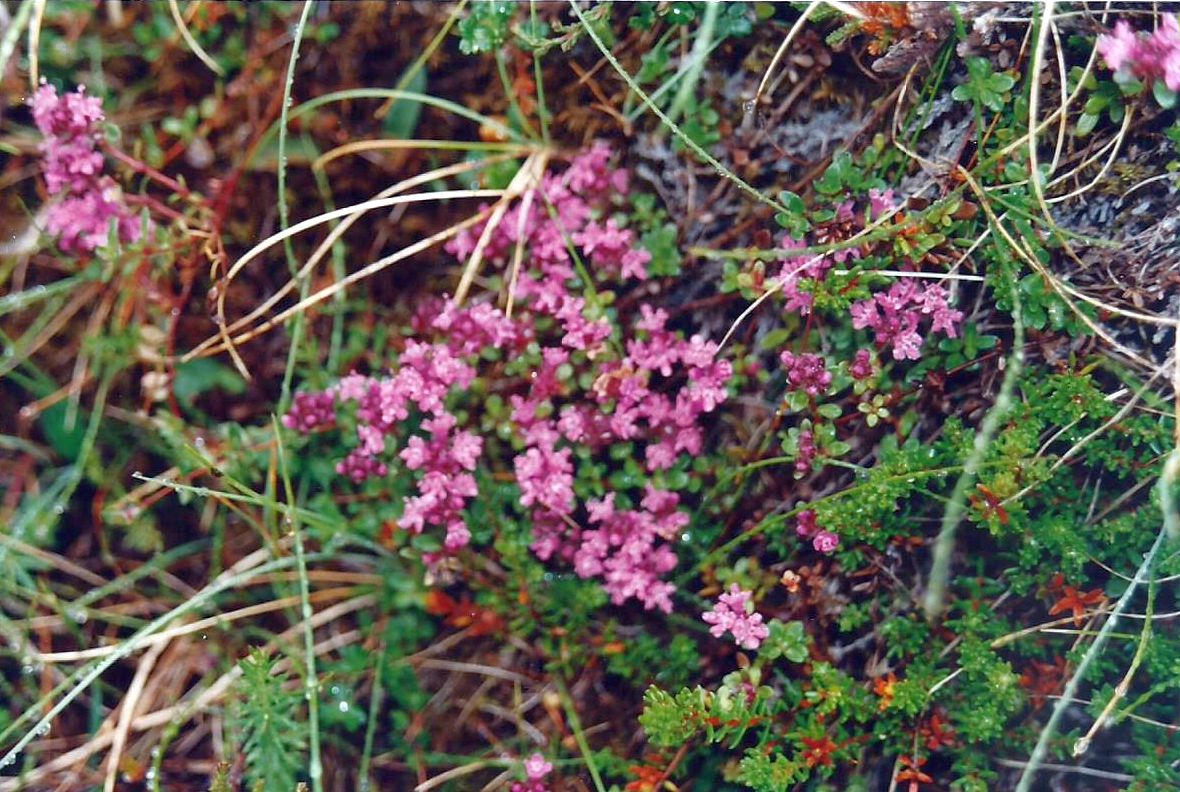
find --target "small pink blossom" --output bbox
[524,753,552,780]
[702,584,770,650]
[795,429,817,476]
[849,349,875,380]
[780,351,832,396]
[868,188,897,219]
[515,441,574,515]
[29,83,142,252]
[283,391,336,433]
[796,509,819,538]
[851,280,963,361]
[1097,15,1180,91]
[812,530,840,553]
[1098,20,1139,71]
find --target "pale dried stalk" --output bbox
[167,0,224,76]
[454,151,550,304]
[188,156,516,361]
[313,138,536,171]
[200,207,493,360]
[103,638,166,792]
[506,182,540,317]
[190,188,503,368]
[753,1,821,108]
[37,586,361,663]
[0,595,374,792]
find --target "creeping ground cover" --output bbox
[5,1,1180,789]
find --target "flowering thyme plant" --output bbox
[285,145,732,612]
[29,83,142,252]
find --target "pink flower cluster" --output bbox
[702,584,770,650]
[447,143,651,354]
[446,146,731,611]
[849,349,875,380]
[868,188,897,220]
[288,146,730,611]
[1097,15,1180,91]
[780,351,832,396]
[29,83,141,253]
[284,327,501,553]
[284,391,336,433]
[510,753,553,792]
[514,305,731,611]
[795,428,817,476]
[850,280,963,361]
[775,240,836,316]
[796,509,840,554]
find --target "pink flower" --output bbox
[780,351,832,396]
[1097,15,1180,91]
[524,753,552,780]
[851,280,962,360]
[574,218,649,279]
[30,83,103,138]
[849,349,875,380]
[336,451,387,483]
[1098,20,1139,71]
[796,510,818,538]
[29,83,142,252]
[795,429,816,476]
[812,530,840,553]
[283,391,336,434]
[514,441,574,515]
[868,188,897,219]
[702,584,770,650]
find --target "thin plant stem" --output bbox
[529,0,550,146]
[373,0,467,120]
[554,677,606,792]
[357,640,387,792]
[496,48,538,140]
[306,134,349,374]
[278,0,315,414]
[922,225,1024,620]
[1014,502,1172,791]
[0,0,34,82]
[0,552,328,769]
[273,416,323,792]
[167,0,224,76]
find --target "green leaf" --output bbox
[817,403,842,420]
[38,402,88,459]
[953,57,1015,113]
[640,223,682,277]
[1075,111,1099,137]
[786,390,810,413]
[383,66,428,139]
[760,328,791,351]
[1153,80,1178,109]
[636,43,671,84]
[174,358,247,402]
[760,620,809,663]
